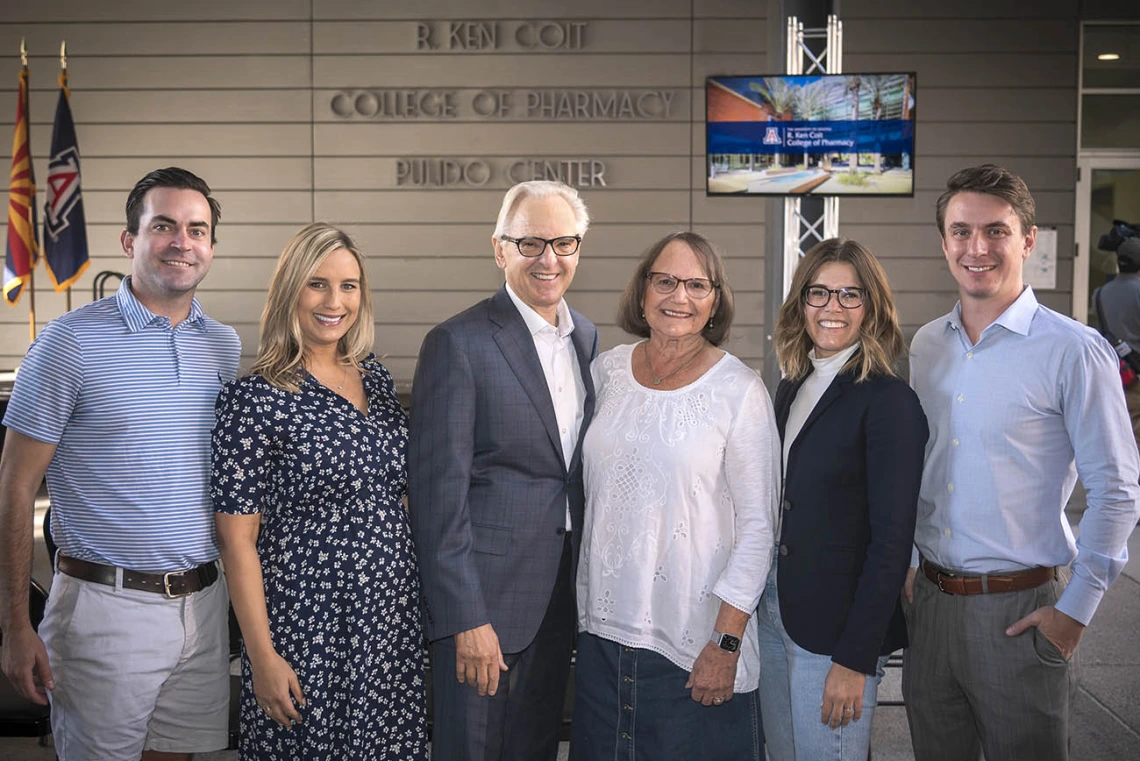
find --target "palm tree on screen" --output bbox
[795,79,830,168]
[749,78,795,168]
[860,74,891,173]
[845,75,863,174]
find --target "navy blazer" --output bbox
[408,286,598,653]
[774,367,928,675]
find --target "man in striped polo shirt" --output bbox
[0,168,241,760]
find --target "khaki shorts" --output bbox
[40,567,230,760]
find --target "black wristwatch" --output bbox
[710,630,741,653]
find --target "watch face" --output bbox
[719,634,740,653]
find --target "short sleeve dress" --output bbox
[211,357,427,761]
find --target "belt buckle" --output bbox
[163,570,193,599]
[935,570,956,595]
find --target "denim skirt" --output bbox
[571,631,764,761]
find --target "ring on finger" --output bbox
[712,696,724,705]
[843,706,854,714]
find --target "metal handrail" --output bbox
[92,270,125,301]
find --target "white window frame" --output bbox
[1072,21,1140,323]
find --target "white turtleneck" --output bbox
[782,342,861,472]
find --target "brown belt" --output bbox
[920,556,1056,596]
[58,554,219,599]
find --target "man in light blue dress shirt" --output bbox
[903,164,1140,761]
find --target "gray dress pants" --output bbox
[902,566,1080,761]
[428,535,575,761]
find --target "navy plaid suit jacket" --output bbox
[408,286,598,653]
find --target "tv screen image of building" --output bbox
[706,73,916,197]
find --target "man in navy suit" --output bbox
[409,180,598,761]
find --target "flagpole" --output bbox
[6,38,40,334]
[21,38,35,343]
[60,41,70,313]
[43,39,89,312]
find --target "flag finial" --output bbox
[60,40,67,71]
[20,37,27,67]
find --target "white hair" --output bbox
[492,180,590,239]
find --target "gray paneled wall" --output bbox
[0,0,1080,386]
[840,0,1080,335]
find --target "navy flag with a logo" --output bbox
[44,70,89,292]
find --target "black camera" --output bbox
[1098,220,1140,271]
[1098,219,1139,253]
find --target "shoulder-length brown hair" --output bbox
[251,223,374,392]
[775,237,905,382]
[616,231,735,346]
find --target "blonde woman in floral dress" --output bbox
[212,223,426,761]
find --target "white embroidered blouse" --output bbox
[576,343,780,691]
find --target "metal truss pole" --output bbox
[782,14,843,300]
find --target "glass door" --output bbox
[1072,23,1140,325]
[1073,159,1140,326]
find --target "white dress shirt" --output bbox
[910,286,1140,625]
[505,283,585,529]
[578,344,780,691]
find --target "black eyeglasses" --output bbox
[803,285,865,309]
[500,235,582,258]
[646,271,719,300]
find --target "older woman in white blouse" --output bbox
[571,232,780,761]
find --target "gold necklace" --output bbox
[313,363,348,390]
[643,341,706,386]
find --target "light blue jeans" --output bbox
[757,563,890,761]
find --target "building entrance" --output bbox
[1074,160,1140,327]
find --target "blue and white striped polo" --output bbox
[4,277,241,572]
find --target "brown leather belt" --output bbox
[920,556,1056,596]
[58,554,219,599]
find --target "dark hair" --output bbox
[775,237,906,383]
[617,231,734,346]
[936,164,1035,238]
[125,167,221,245]
[1119,237,1140,274]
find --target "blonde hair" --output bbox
[775,238,906,383]
[251,223,374,392]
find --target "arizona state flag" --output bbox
[44,69,88,291]
[4,64,38,306]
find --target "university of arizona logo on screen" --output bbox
[762,127,782,146]
[46,147,82,243]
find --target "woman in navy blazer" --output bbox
[757,238,928,761]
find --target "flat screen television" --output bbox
[706,73,916,197]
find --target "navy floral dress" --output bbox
[211,357,427,761]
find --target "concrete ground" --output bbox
[3,490,1138,760]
